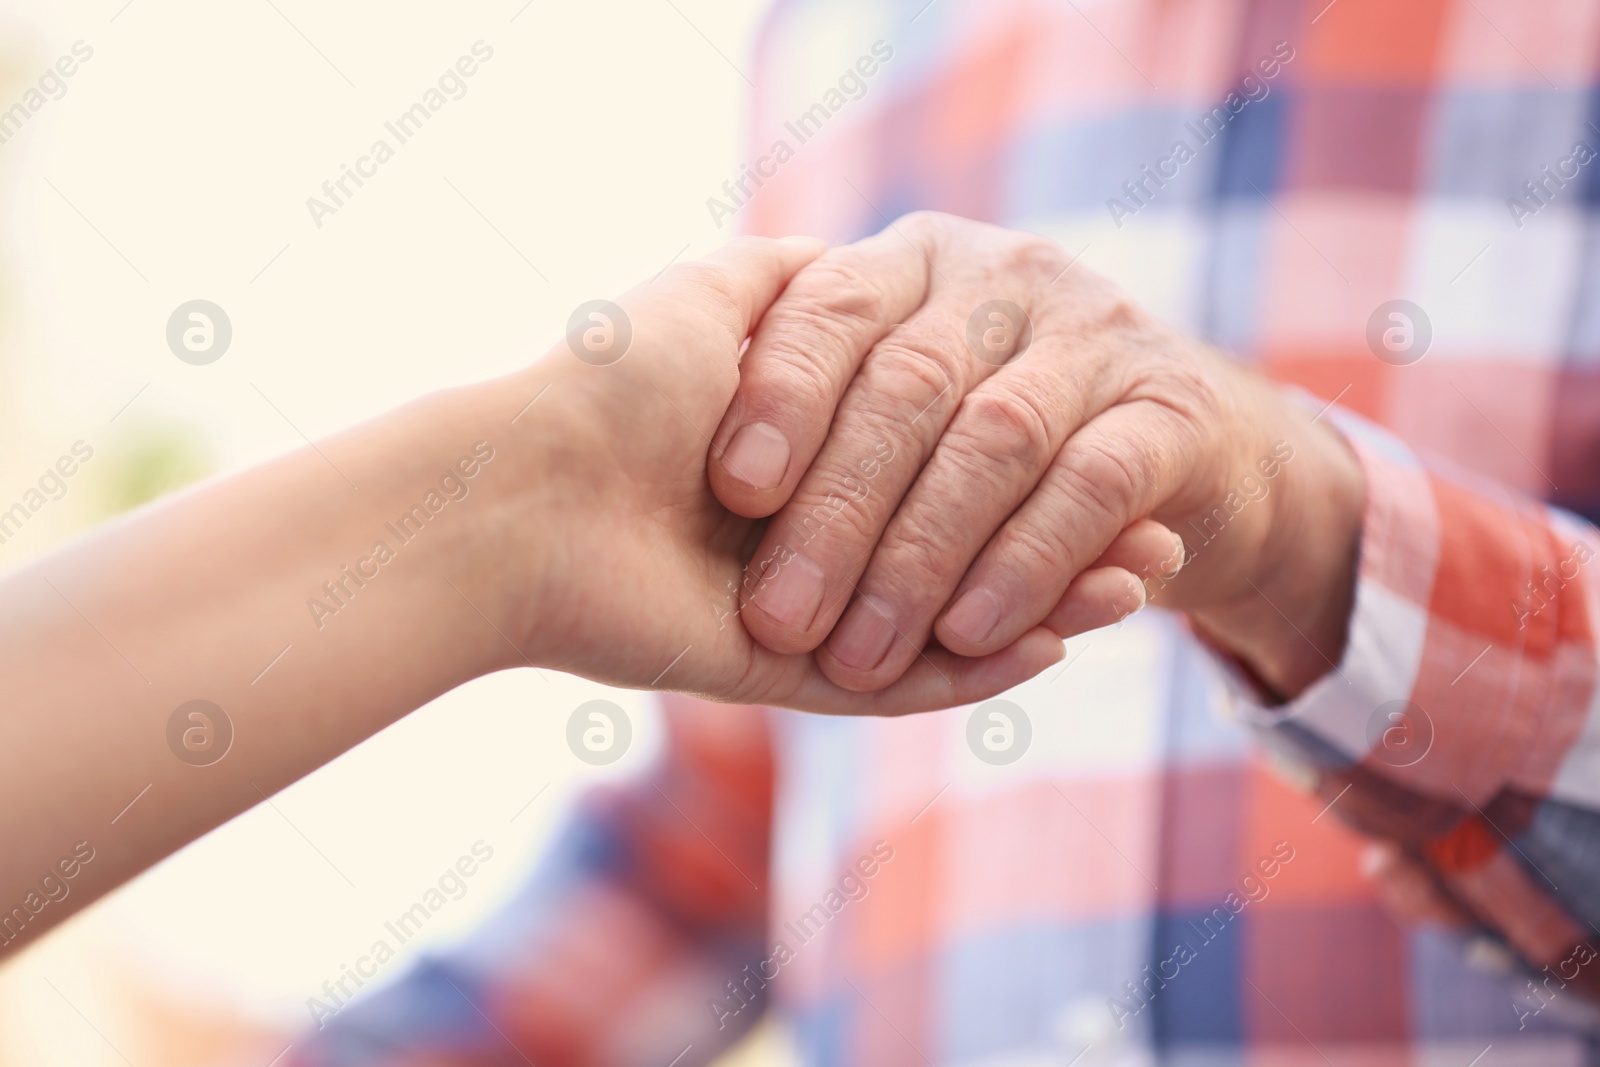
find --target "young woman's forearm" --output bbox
[0,375,541,956]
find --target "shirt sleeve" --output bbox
[1224,407,1600,1006]
[285,694,777,1067]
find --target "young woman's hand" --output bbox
[475,236,1068,713]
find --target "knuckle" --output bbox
[749,258,895,399]
[727,640,777,706]
[894,209,954,235]
[875,512,953,596]
[777,478,878,556]
[668,260,741,313]
[1155,357,1227,430]
[1002,233,1067,281]
[783,257,889,327]
[1061,438,1143,520]
[1067,273,1152,338]
[1099,293,1150,335]
[868,336,959,412]
[747,340,837,411]
[949,388,1054,473]
[891,210,968,259]
[994,519,1066,580]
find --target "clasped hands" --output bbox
[0,211,1369,954]
[485,211,1365,714]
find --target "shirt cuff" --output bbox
[1220,405,1600,810]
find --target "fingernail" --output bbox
[944,587,1002,646]
[828,595,899,672]
[752,552,824,630]
[724,422,791,490]
[1057,578,1146,635]
[1161,532,1187,579]
[1121,577,1149,619]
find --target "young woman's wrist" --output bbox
[434,362,606,676]
[296,380,531,681]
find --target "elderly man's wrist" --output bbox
[1191,394,1365,700]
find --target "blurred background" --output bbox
[0,0,801,1062]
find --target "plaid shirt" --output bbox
[292,0,1600,1063]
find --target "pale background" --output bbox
[0,0,813,1062]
